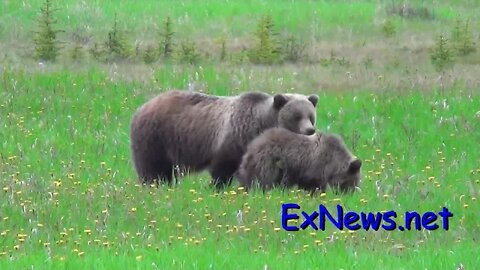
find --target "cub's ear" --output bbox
[308,94,319,107]
[273,94,288,109]
[348,159,362,174]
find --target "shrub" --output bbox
[33,0,63,61]
[143,45,158,64]
[218,35,227,62]
[381,19,396,38]
[451,19,476,56]
[430,34,455,72]
[159,17,175,59]
[283,35,306,63]
[178,40,200,64]
[248,15,282,64]
[69,44,84,62]
[104,14,132,60]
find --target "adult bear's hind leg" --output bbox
[132,144,174,186]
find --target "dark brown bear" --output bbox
[237,127,361,192]
[130,90,319,188]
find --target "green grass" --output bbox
[1,66,479,269]
[1,0,480,269]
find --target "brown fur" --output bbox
[130,90,319,188]
[237,128,361,193]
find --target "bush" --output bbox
[430,34,455,72]
[248,15,282,64]
[143,45,158,64]
[103,14,132,61]
[178,40,200,64]
[381,19,396,38]
[159,17,175,59]
[451,19,476,56]
[33,0,63,61]
[283,35,306,63]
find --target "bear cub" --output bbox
[237,127,361,193]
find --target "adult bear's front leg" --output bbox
[209,148,243,189]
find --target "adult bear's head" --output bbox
[273,93,319,135]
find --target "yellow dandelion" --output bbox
[273,228,281,232]
[130,207,137,213]
[78,251,85,257]
[13,245,20,250]
[2,187,8,192]
[176,223,183,228]
[84,229,92,235]
[136,255,142,261]
[463,204,469,208]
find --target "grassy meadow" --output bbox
[1,0,480,269]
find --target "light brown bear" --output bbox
[130,90,319,188]
[237,127,361,193]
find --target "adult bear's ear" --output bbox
[273,94,288,109]
[348,159,362,174]
[308,95,319,107]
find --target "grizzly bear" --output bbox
[130,90,319,188]
[236,128,361,193]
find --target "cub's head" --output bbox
[320,134,362,193]
[328,159,362,193]
[273,93,318,135]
